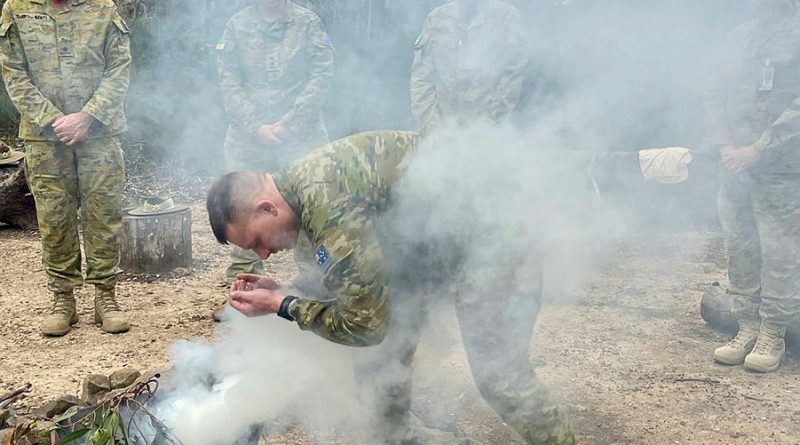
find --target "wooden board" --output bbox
[120,208,192,274]
[0,164,37,230]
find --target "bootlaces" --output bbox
[50,296,73,314]
[729,324,757,348]
[752,331,781,354]
[97,293,121,312]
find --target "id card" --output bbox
[759,58,774,91]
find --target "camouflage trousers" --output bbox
[351,254,575,445]
[718,168,800,325]
[23,137,124,292]
[223,124,327,279]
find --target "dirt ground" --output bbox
[1,202,798,445]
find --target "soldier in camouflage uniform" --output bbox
[206,131,576,445]
[410,0,527,135]
[707,0,800,372]
[216,0,334,281]
[0,0,131,336]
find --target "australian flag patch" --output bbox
[314,245,330,267]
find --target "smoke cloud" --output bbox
[132,0,767,443]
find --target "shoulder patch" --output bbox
[215,38,226,51]
[314,245,331,267]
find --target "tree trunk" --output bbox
[0,164,37,230]
[120,209,192,274]
[700,282,800,349]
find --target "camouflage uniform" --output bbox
[0,0,131,293]
[273,131,575,445]
[706,8,800,326]
[410,0,527,134]
[217,0,333,278]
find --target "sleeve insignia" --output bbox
[314,245,331,267]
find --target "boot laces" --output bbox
[753,329,781,354]
[50,295,73,315]
[729,322,757,348]
[97,292,121,312]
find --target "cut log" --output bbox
[120,208,192,274]
[0,164,37,230]
[700,282,800,348]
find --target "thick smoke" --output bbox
[136,1,763,443]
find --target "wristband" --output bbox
[277,295,298,321]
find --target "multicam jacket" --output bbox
[272,130,419,346]
[0,0,131,141]
[704,9,800,173]
[410,0,527,133]
[216,1,333,137]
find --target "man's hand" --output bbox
[272,123,291,141]
[229,287,284,317]
[235,273,280,290]
[52,112,93,146]
[720,145,761,174]
[257,124,283,145]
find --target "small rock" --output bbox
[0,410,11,429]
[80,374,111,404]
[0,429,14,443]
[109,369,141,390]
[33,395,81,419]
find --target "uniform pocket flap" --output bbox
[0,21,13,38]
[112,14,129,34]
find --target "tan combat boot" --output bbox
[744,321,786,373]
[714,317,760,365]
[94,288,130,334]
[42,291,78,336]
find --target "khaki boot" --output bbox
[744,321,786,373]
[42,292,78,336]
[714,317,760,365]
[94,288,130,334]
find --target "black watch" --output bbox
[277,295,298,322]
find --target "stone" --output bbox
[80,374,111,405]
[109,369,141,390]
[33,395,81,419]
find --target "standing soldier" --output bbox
[410,0,527,135]
[708,0,800,372]
[216,0,334,286]
[0,0,132,336]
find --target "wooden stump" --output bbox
[0,164,37,230]
[120,208,192,274]
[700,282,800,349]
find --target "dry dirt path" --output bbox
[1,205,798,444]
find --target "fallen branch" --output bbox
[0,383,32,409]
[671,377,720,384]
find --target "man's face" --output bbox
[258,0,285,13]
[224,202,298,260]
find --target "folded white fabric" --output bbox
[638,147,693,184]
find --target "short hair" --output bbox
[206,171,264,245]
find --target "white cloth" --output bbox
[638,147,693,184]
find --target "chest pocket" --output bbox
[14,13,58,70]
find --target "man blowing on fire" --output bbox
[206,131,576,445]
[0,0,131,336]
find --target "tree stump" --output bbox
[0,164,37,230]
[701,282,800,349]
[120,208,192,274]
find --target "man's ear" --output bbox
[254,199,278,216]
